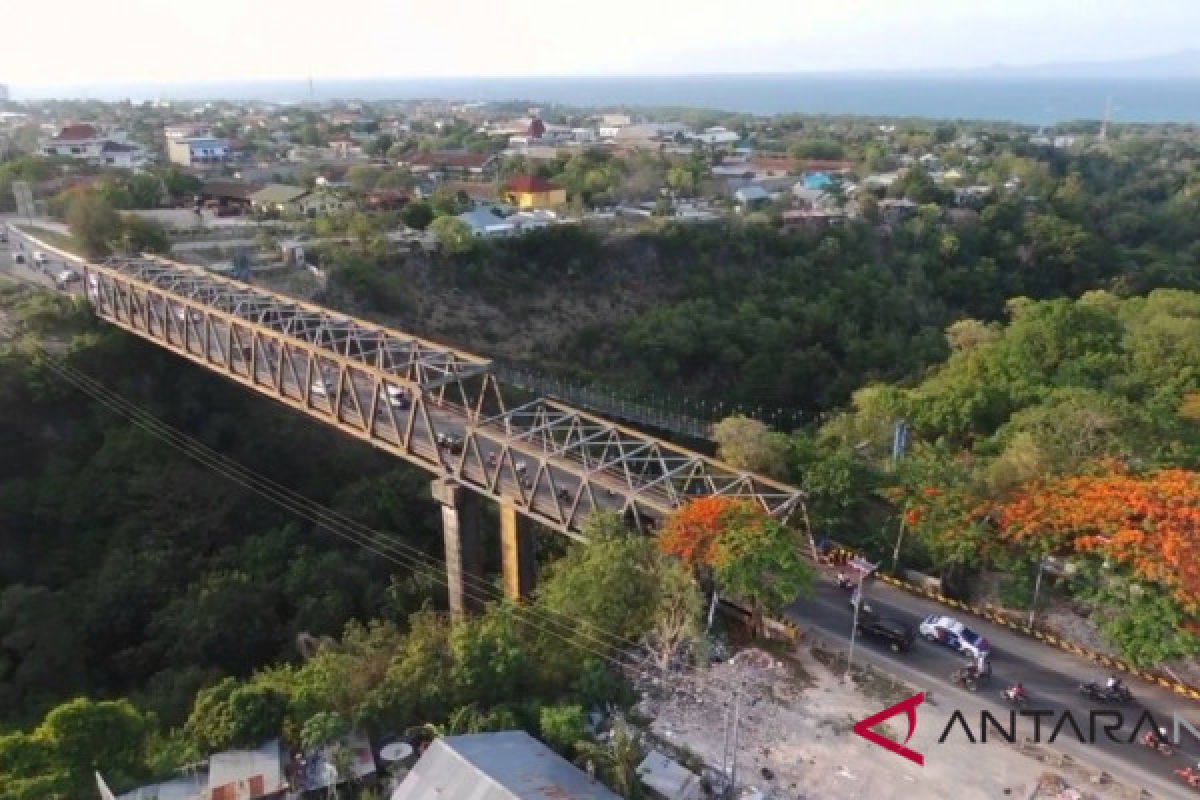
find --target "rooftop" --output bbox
[54,123,99,141]
[249,184,309,205]
[504,175,561,193]
[392,731,621,800]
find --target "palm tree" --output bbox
[574,716,645,799]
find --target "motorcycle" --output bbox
[1176,767,1200,791]
[951,666,980,691]
[1003,686,1028,707]
[1078,681,1133,704]
[1140,731,1174,756]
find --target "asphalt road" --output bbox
[8,222,1200,795]
[788,575,1200,796]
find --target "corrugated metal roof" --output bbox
[391,731,621,800]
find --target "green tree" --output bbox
[120,214,171,255]
[575,717,644,799]
[66,192,120,257]
[299,711,350,750]
[713,415,790,479]
[430,216,474,256]
[712,515,814,620]
[185,679,287,752]
[35,698,150,792]
[538,704,586,755]
[401,200,434,230]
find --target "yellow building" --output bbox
[503,175,567,209]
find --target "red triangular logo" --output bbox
[852,691,925,765]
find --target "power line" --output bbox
[0,274,755,695]
[0,309,703,679]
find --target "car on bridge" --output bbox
[856,610,916,653]
[918,614,991,658]
[380,384,411,410]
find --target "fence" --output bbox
[492,361,823,441]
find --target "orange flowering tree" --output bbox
[660,497,813,620]
[994,465,1200,613]
[991,464,1200,664]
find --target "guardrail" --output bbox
[814,543,1200,704]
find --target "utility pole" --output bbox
[1028,558,1048,629]
[891,508,907,573]
[845,556,878,680]
[728,690,742,800]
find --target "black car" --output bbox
[856,611,916,653]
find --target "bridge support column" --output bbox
[501,503,537,601]
[431,478,483,618]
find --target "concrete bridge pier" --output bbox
[501,502,537,601]
[431,478,483,617]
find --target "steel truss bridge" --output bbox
[24,237,803,546]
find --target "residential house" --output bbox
[802,171,833,190]
[42,124,147,168]
[249,184,309,214]
[748,154,799,178]
[862,172,901,192]
[459,205,560,238]
[459,206,518,238]
[165,123,211,140]
[782,208,847,232]
[502,175,566,209]
[391,731,621,800]
[110,773,205,800]
[109,740,288,800]
[792,185,836,210]
[599,113,632,127]
[99,141,148,169]
[711,163,754,180]
[42,123,107,158]
[733,185,770,211]
[397,150,496,181]
[168,136,230,167]
[689,126,740,146]
[248,184,347,216]
[207,740,288,800]
[796,158,855,174]
[363,188,409,210]
[199,180,263,215]
[614,123,689,144]
[328,136,364,159]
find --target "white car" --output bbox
[380,384,411,409]
[918,614,991,658]
[311,377,334,398]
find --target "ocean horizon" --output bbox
[14,74,1200,125]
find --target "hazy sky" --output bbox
[3,0,1198,88]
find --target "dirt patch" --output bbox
[637,646,1147,799]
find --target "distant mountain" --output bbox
[924,50,1200,80]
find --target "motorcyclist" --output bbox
[1105,674,1122,691]
[1005,682,1026,701]
[836,571,851,589]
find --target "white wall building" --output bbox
[167,136,229,167]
